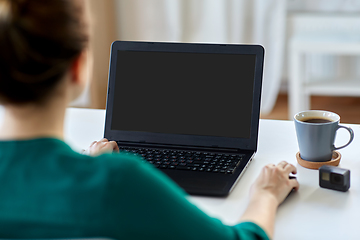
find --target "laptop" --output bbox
[104,41,264,196]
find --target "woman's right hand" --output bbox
[250,161,299,206]
[239,161,300,239]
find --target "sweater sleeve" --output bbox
[106,155,270,240]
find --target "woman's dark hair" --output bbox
[0,0,88,104]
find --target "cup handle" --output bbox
[333,125,354,150]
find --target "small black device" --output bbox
[319,165,350,192]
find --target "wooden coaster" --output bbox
[296,151,341,170]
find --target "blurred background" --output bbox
[77,0,360,123]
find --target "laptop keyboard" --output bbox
[118,146,244,174]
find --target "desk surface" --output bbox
[2,107,360,239]
[63,108,360,240]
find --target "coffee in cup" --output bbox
[294,110,354,162]
[302,118,332,124]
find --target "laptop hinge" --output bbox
[115,141,248,153]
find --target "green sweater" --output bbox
[0,138,269,240]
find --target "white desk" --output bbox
[2,107,359,239]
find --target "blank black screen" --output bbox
[111,50,256,138]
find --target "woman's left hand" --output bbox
[82,138,119,156]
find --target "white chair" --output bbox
[288,13,360,119]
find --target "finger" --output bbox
[89,141,97,147]
[277,161,288,169]
[109,141,119,152]
[99,143,116,153]
[99,141,119,152]
[90,141,107,152]
[261,164,276,180]
[265,163,276,168]
[284,164,297,175]
[262,164,275,175]
[289,178,300,191]
[99,138,109,143]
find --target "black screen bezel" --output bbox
[104,41,264,151]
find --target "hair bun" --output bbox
[0,0,11,22]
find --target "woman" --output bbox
[0,0,299,239]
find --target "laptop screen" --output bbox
[111,50,256,139]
